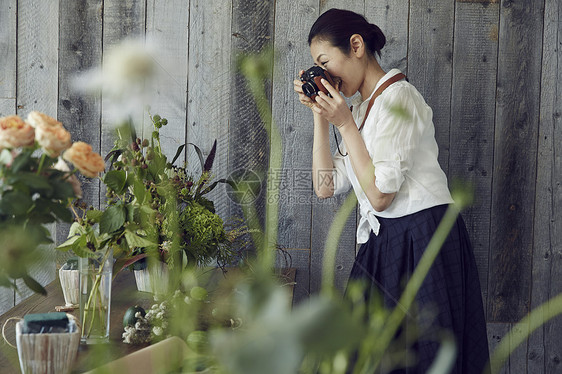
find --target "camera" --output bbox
[300,66,336,100]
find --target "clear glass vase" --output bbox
[78,248,113,344]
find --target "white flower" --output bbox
[73,38,158,124]
[153,326,163,336]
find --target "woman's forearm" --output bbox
[311,112,335,198]
[338,121,395,211]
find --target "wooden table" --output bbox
[0,268,296,373]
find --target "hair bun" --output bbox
[368,23,386,54]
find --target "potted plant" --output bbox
[58,114,244,296]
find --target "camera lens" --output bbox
[302,82,317,98]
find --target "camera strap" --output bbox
[336,72,407,156]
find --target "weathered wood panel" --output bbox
[529,0,562,371]
[145,0,189,163]
[0,0,16,100]
[187,0,232,221]
[0,97,16,313]
[272,0,317,252]
[488,322,531,374]
[271,0,319,300]
[56,0,103,260]
[449,2,499,307]
[407,0,455,173]
[308,1,363,296]
[488,0,544,323]
[365,0,409,73]
[14,0,60,302]
[2,3,562,373]
[100,0,146,172]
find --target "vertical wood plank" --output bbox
[509,321,530,374]
[100,0,146,165]
[145,0,189,162]
[449,1,499,308]
[309,1,363,295]
[488,323,511,374]
[0,99,16,117]
[187,0,232,221]
[271,0,318,298]
[228,0,273,238]
[56,0,103,259]
[272,0,319,251]
[364,0,409,73]
[0,99,15,312]
[407,0,455,173]
[487,0,544,322]
[15,0,60,302]
[0,0,16,100]
[0,99,15,313]
[529,0,562,372]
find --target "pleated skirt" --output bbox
[347,204,490,374]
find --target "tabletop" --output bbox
[0,267,296,373]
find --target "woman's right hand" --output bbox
[294,70,315,109]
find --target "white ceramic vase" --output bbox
[134,262,169,294]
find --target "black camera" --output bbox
[300,66,336,100]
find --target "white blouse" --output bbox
[332,69,454,244]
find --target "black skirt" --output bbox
[347,204,489,374]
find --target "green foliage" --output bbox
[0,145,84,294]
[58,113,243,276]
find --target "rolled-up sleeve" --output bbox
[363,85,428,194]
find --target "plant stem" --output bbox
[36,153,47,175]
[81,248,111,339]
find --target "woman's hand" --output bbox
[294,70,316,110]
[313,78,354,128]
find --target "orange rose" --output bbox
[26,111,71,157]
[63,142,105,178]
[0,115,35,149]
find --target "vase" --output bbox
[78,248,113,344]
[133,262,169,294]
[58,258,79,307]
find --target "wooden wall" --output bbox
[1,0,561,372]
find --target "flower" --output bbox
[0,110,103,295]
[73,38,159,124]
[26,111,72,157]
[63,141,105,178]
[0,115,35,149]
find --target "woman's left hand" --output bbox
[312,78,354,129]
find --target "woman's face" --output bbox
[309,38,362,98]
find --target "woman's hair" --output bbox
[308,8,386,58]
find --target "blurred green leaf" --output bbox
[124,229,157,249]
[10,150,32,172]
[22,275,47,296]
[100,204,126,234]
[294,296,364,355]
[104,170,128,195]
[0,190,33,215]
[56,235,83,251]
[86,209,104,222]
[8,172,53,192]
[132,179,147,204]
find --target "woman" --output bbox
[293,8,489,373]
